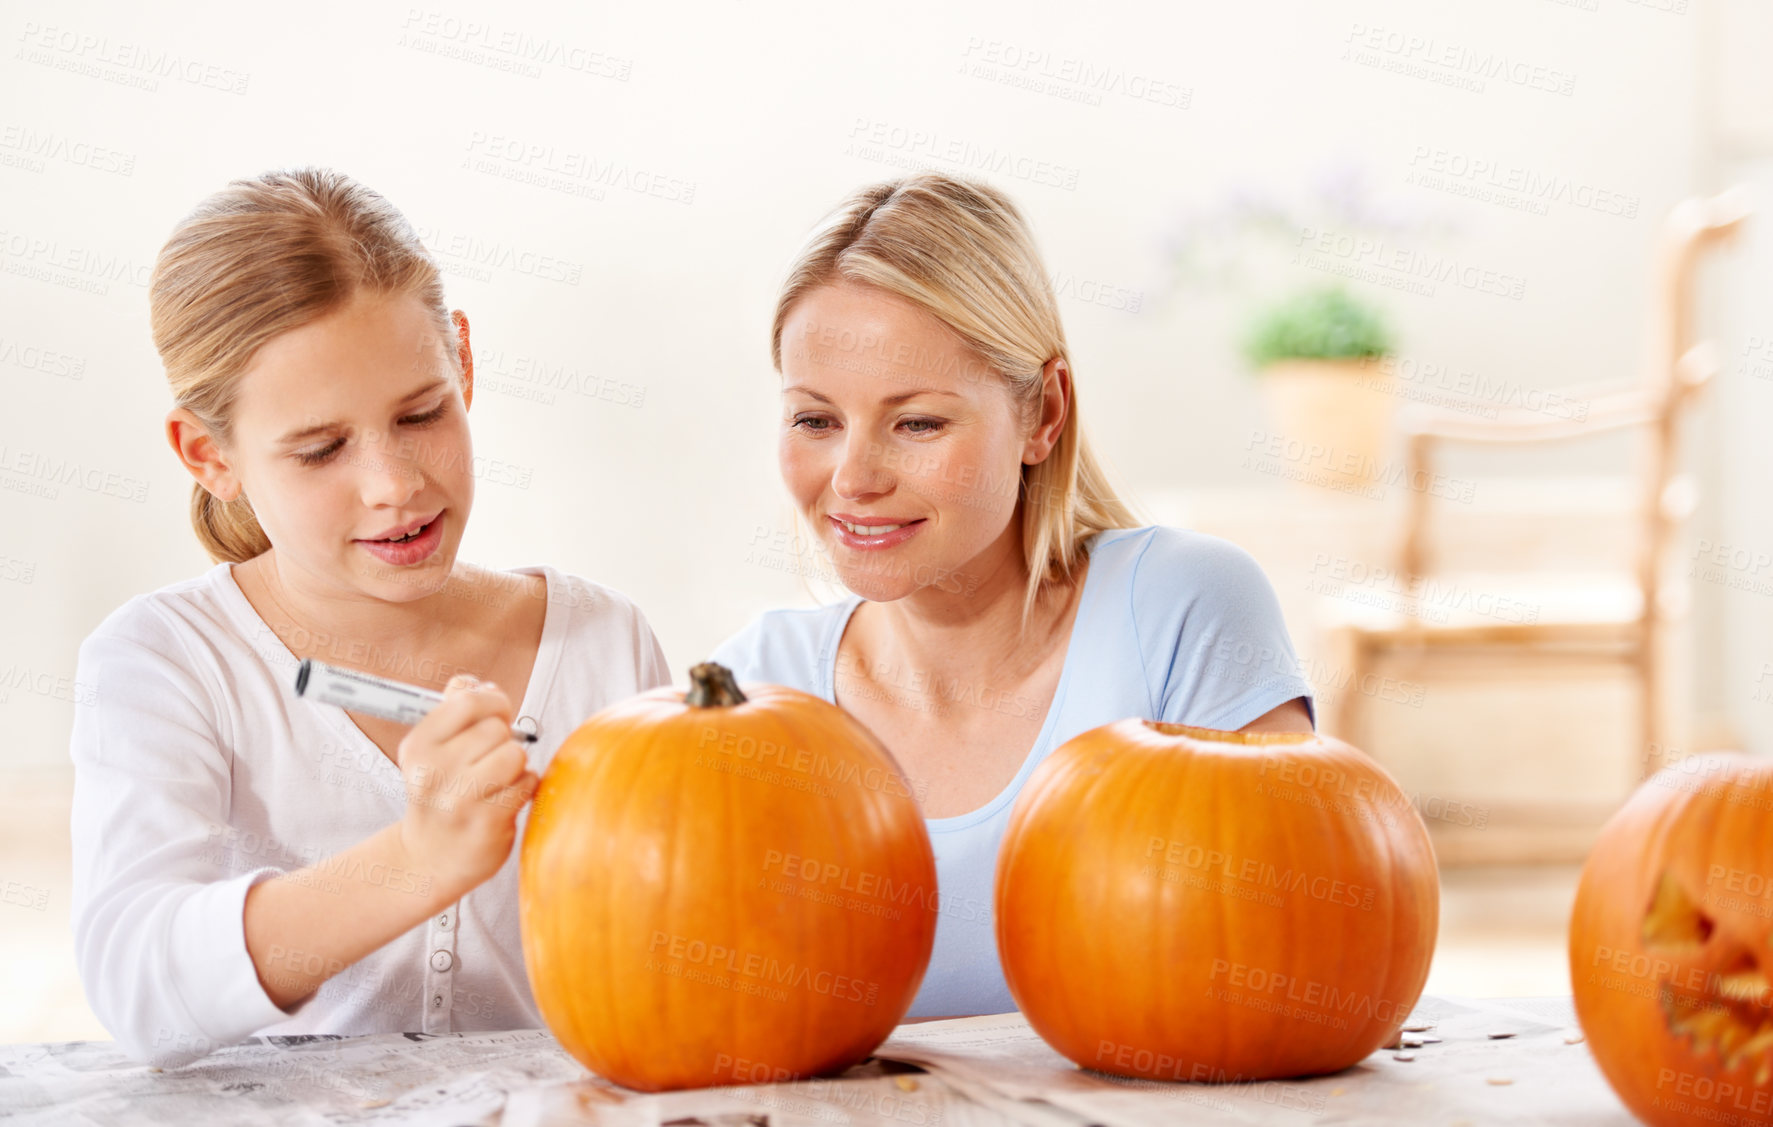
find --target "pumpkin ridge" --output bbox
[657,718,693,1084]
[795,706,841,1072]
[720,706,748,1079]
[1090,735,1151,1062]
[1156,736,1192,1073]
[1265,740,1307,1075]
[589,711,635,1082]
[1366,760,1402,1063]
[1211,741,1239,1075]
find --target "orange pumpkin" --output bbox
[995,721,1439,1081]
[1570,752,1773,1126]
[520,662,938,1091]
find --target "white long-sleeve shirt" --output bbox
[69,562,671,1067]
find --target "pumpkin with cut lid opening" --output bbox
[995,720,1439,1081]
[520,662,938,1092]
[1570,752,1773,1127]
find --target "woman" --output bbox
[712,173,1315,1019]
[70,168,670,1065]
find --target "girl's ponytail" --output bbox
[189,484,269,566]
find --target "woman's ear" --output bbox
[453,310,474,410]
[1021,357,1071,466]
[165,408,243,502]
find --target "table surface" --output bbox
[0,994,1636,1126]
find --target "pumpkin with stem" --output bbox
[996,720,1439,1081]
[521,662,938,1091]
[1570,752,1773,1126]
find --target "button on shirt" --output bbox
[710,526,1316,1019]
[69,563,671,1066]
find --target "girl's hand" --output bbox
[394,674,540,898]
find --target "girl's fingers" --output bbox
[486,771,540,815]
[434,716,517,767]
[416,681,512,745]
[427,747,527,811]
[472,741,530,786]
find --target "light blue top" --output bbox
[709,525,1316,1018]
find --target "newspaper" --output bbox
[0,1028,592,1126]
[0,997,1634,1126]
[0,1028,1014,1127]
[870,996,1633,1127]
[500,1062,1045,1127]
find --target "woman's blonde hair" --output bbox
[149,167,456,564]
[772,173,1139,627]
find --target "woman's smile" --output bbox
[828,513,927,550]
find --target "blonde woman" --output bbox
[70,168,670,1065]
[712,173,1315,1019]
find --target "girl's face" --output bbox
[219,290,475,600]
[778,283,1048,603]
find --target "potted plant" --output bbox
[1243,286,1396,489]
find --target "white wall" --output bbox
[0,0,1731,767]
[1708,0,1773,753]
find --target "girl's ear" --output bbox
[165,408,243,501]
[453,310,474,410]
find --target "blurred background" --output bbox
[4,0,1772,1043]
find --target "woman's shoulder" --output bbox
[1083,525,1288,663]
[1082,526,1309,726]
[1088,524,1269,598]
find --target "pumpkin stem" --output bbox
[686,662,748,708]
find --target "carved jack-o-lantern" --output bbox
[1570,753,1773,1126]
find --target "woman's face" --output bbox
[778,282,1041,603]
[219,290,475,601]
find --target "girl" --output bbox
[711,173,1316,1020]
[70,168,670,1066]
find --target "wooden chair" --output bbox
[1326,189,1751,805]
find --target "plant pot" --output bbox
[1257,357,1396,493]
